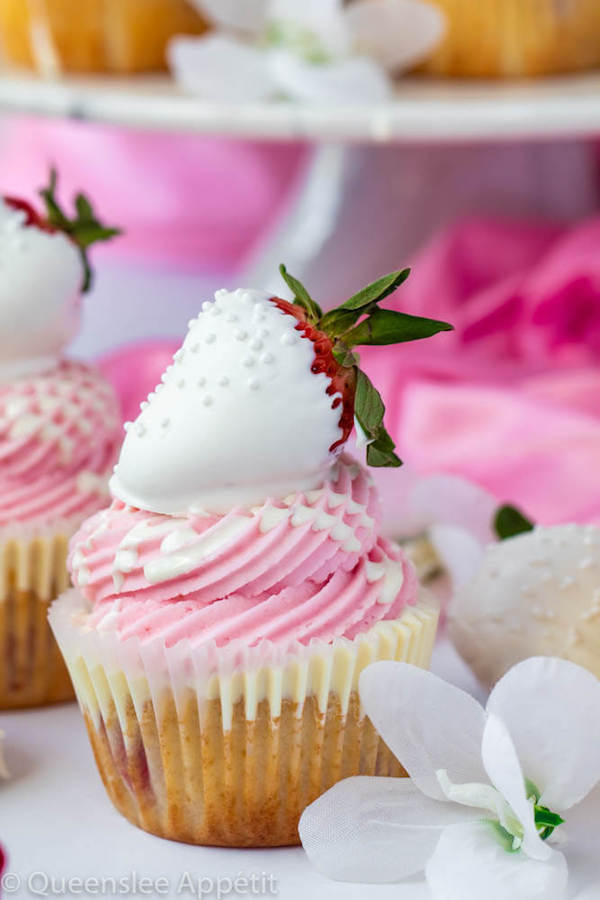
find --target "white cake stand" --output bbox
[0,70,600,142]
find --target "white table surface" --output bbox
[1,70,600,143]
[2,637,599,900]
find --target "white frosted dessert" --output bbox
[449,524,600,687]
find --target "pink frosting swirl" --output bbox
[69,456,418,649]
[0,360,121,528]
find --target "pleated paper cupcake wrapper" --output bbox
[0,515,88,708]
[0,0,206,75]
[50,589,439,847]
[418,0,600,77]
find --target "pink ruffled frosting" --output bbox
[69,456,418,650]
[0,360,121,528]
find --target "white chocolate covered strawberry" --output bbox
[111,265,453,515]
[0,170,120,382]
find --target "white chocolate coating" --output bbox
[449,524,600,687]
[0,200,82,381]
[110,288,343,515]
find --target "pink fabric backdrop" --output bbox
[0,117,307,271]
[359,217,600,524]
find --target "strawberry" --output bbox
[3,196,53,231]
[3,168,121,292]
[275,265,453,467]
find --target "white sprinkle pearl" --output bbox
[243,356,255,367]
[261,352,274,364]
[281,332,295,346]
[140,401,148,410]
[226,313,238,323]
[191,343,199,354]
[215,289,228,300]
[260,329,270,338]
[250,338,263,351]
[248,378,260,390]
[236,329,248,341]
[203,395,213,407]
[202,301,212,312]
[124,421,132,431]
[219,376,230,387]
[198,377,206,388]
[205,333,216,344]
[177,379,186,389]
[136,424,146,437]
[161,418,170,428]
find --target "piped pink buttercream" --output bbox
[0,360,121,527]
[69,456,418,650]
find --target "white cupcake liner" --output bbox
[0,520,89,706]
[51,589,439,729]
[50,589,439,846]
[0,513,94,602]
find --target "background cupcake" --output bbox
[50,271,450,847]
[0,172,121,708]
[0,0,207,75]
[418,0,600,78]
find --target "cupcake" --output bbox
[418,0,600,78]
[0,171,121,708]
[50,267,451,847]
[0,0,206,75]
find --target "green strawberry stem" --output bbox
[494,504,535,541]
[279,264,454,469]
[39,168,122,293]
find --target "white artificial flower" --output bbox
[170,0,445,104]
[376,466,497,586]
[300,657,600,900]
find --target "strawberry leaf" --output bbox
[494,504,535,541]
[279,264,323,321]
[367,428,402,467]
[39,168,122,292]
[344,307,454,347]
[339,268,411,312]
[319,306,364,337]
[354,368,402,468]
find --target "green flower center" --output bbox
[264,21,331,64]
[491,780,564,853]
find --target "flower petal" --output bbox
[269,51,392,104]
[426,822,568,900]
[411,473,498,544]
[430,523,487,588]
[191,0,268,36]
[299,775,479,883]
[359,662,488,801]
[481,714,549,861]
[169,35,275,102]
[487,657,600,811]
[345,0,446,72]
[270,0,349,56]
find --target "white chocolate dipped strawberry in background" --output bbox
[450,517,600,688]
[0,171,122,528]
[0,171,120,384]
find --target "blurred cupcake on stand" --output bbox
[0,171,121,708]
[0,0,207,75]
